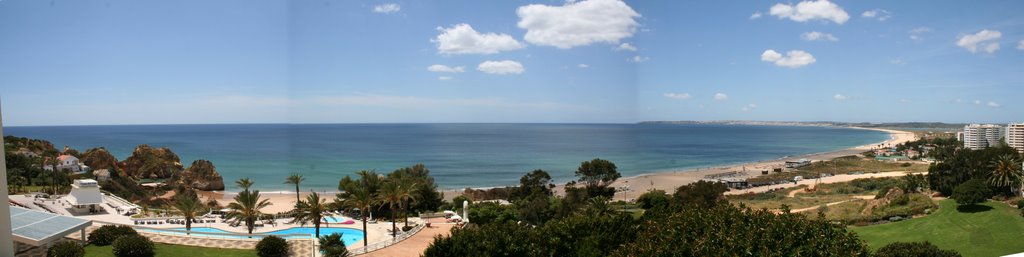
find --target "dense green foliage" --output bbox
[873,241,961,257]
[47,241,86,257]
[84,244,253,257]
[255,236,289,257]
[673,180,728,208]
[426,203,869,256]
[88,225,139,246]
[111,235,154,257]
[635,189,670,209]
[951,179,991,206]
[318,233,351,257]
[928,144,1019,196]
[575,158,621,198]
[853,200,1024,257]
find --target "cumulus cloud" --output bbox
[908,27,931,41]
[750,12,763,19]
[769,0,849,24]
[373,3,401,14]
[516,0,641,49]
[628,56,649,63]
[714,93,728,101]
[761,49,816,68]
[577,64,589,68]
[834,94,847,101]
[438,76,454,81]
[433,24,525,55]
[861,9,891,21]
[427,64,465,73]
[663,93,691,100]
[615,43,637,51]
[956,29,1001,54]
[988,101,1001,108]
[477,60,525,75]
[801,31,838,42]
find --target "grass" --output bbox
[852,199,1024,257]
[748,156,928,184]
[84,243,255,257]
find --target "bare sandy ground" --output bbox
[197,190,340,214]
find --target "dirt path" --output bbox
[788,195,875,213]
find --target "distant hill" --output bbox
[639,120,968,130]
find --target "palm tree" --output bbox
[396,178,418,228]
[225,179,272,237]
[285,173,305,206]
[989,154,1023,197]
[377,180,402,237]
[319,233,351,257]
[291,192,330,237]
[172,194,203,235]
[236,178,254,191]
[338,187,374,247]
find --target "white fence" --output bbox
[349,223,426,255]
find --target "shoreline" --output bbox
[196,126,914,205]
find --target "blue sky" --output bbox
[1,0,1022,126]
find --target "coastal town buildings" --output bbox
[1007,123,1024,153]
[962,124,1005,150]
[43,154,90,173]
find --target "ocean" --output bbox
[4,124,888,191]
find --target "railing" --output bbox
[349,223,426,255]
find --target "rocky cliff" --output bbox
[81,147,120,171]
[179,159,225,191]
[119,144,184,179]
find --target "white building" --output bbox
[43,154,90,173]
[1008,123,1024,153]
[66,179,104,213]
[962,124,1005,150]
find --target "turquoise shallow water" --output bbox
[4,123,888,191]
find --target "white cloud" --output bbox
[577,64,589,68]
[438,76,454,81]
[615,43,637,51]
[1018,40,1024,50]
[750,12,763,19]
[373,3,401,14]
[769,0,849,25]
[663,93,691,100]
[741,107,750,112]
[988,101,1001,108]
[974,100,982,105]
[889,59,904,65]
[801,31,838,42]
[908,27,931,41]
[954,99,962,103]
[427,64,465,73]
[433,23,525,55]
[761,49,816,68]
[956,29,1002,54]
[477,60,525,75]
[516,0,641,49]
[834,94,847,101]
[861,9,891,21]
[714,93,728,101]
[628,56,649,63]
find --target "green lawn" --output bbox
[84,243,255,257]
[852,199,1024,257]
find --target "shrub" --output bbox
[951,179,991,206]
[111,235,154,257]
[88,225,139,246]
[319,233,351,257]
[47,241,85,257]
[256,236,290,257]
[673,180,728,208]
[874,241,961,257]
[402,225,414,232]
[635,189,670,209]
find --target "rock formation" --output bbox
[119,144,184,179]
[80,147,120,171]
[179,159,225,191]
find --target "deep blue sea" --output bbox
[4,124,887,191]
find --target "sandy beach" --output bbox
[442,127,916,201]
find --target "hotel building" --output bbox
[962,124,1005,150]
[1007,123,1024,153]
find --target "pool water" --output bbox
[147,227,365,246]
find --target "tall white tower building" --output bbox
[962,124,1005,150]
[1007,123,1024,153]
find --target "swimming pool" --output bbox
[145,227,365,246]
[322,216,354,224]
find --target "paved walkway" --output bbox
[363,218,454,257]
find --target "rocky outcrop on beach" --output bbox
[179,159,225,191]
[119,144,184,179]
[81,147,120,171]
